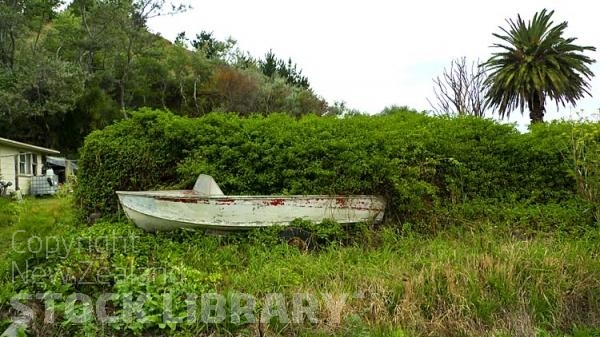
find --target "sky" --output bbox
[147,0,600,128]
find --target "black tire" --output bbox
[279,227,317,250]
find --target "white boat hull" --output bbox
[116,190,386,232]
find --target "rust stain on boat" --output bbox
[269,198,285,206]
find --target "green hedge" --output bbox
[76,108,588,226]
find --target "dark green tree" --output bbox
[482,9,596,123]
[0,0,84,148]
[260,49,277,78]
[0,0,24,69]
[277,58,309,89]
[258,51,310,89]
[0,0,60,69]
[0,51,85,147]
[191,31,236,60]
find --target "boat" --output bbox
[116,175,386,232]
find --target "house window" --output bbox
[19,153,32,175]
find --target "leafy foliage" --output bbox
[77,109,593,231]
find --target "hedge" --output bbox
[76,108,592,227]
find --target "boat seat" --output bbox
[193,174,224,195]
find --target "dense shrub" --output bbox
[77,108,592,227]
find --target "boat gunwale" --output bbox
[116,190,385,201]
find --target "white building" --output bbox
[0,137,60,195]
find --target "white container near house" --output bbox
[31,168,59,196]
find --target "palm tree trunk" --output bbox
[528,94,545,123]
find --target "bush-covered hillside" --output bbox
[0,1,327,154]
[77,108,599,231]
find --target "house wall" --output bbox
[0,144,45,195]
[0,144,18,194]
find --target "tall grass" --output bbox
[2,198,600,336]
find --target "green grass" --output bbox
[0,197,20,229]
[1,197,600,336]
[0,197,78,334]
[0,197,75,274]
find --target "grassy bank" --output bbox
[1,197,600,336]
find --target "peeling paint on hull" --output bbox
[116,190,386,232]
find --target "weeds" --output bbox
[566,121,600,222]
[1,198,600,336]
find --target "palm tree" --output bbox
[482,9,596,123]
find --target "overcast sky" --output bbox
[147,0,599,128]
